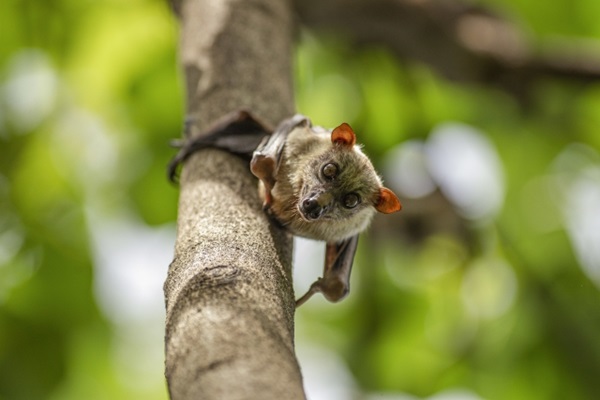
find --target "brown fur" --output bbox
[259,124,383,242]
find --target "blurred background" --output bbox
[1,0,600,399]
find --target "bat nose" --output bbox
[301,197,323,220]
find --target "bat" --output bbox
[169,111,402,306]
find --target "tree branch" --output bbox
[293,0,600,97]
[164,0,304,399]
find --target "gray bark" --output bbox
[164,0,304,399]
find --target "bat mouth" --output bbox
[298,205,321,221]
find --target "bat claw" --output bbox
[295,281,322,308]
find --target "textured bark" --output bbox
[164,0,304,399]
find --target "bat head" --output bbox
[292,122,401,241]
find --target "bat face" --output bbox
[292,145,382,241]
[260,121,402,243]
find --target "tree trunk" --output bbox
[164,0,305,399]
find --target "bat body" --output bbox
[169,111,402,306]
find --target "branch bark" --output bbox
[164,0,304,399]
[293,0,600,98]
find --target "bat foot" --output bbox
[295,281,322,308]
[296,236,358,307]
[295,277,349,308]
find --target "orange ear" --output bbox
[375,187,402,214]
[331,123,356,148]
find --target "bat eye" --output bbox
[322,163,338,179]
[343,193,360,209]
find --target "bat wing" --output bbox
[168,110,272,182]
[250,114,311,205]
[295,234,359,307]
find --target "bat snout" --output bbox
[300,197,326,220]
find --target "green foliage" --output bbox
[1,0,177,399]
[1,0,600,399]
[294,4,600,400]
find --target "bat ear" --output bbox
[375,187,402,214]
[331,123,356,148]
